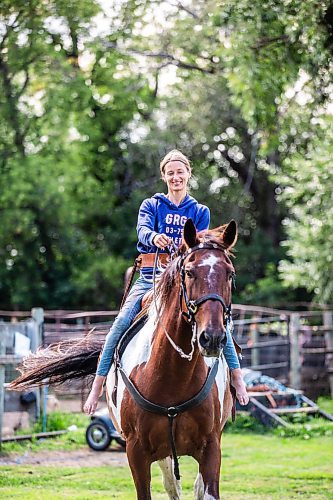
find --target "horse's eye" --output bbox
[185,270,194,278]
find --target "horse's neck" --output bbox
[148,290,204,386]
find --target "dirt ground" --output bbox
[0,447,128,467]
[1,397,128,468]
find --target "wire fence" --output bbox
[1,305,333,406]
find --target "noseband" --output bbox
[178,242,233,327]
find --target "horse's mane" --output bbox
[156,226,233,307]
[155,258,181,307]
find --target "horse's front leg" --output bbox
[195,438,221,500]
[126,438,152,500]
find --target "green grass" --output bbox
[1,402,332,498]
[1,411,90,453]
[1,434,332,499]
[317,396,333,414]
[32,411,90,433]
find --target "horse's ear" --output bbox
[183,218,198,248]
[222,220,238,249]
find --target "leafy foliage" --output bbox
[275,419,333,439]
[278,117,333,303]
[0,1,154,308]
[133,0,333,305]
[0,1,333,308]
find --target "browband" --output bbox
[178,241,226,269]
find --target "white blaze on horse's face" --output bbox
[197,253,219,282]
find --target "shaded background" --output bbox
[0,0,332,310]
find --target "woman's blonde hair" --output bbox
[160,149,191,175]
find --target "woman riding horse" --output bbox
[84,150,249,415]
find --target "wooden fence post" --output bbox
[250,315,260,367]
[289,313,301,389]
[0,324,5,449]
[323,311,333,397]
[31,308,44,421]
[31,308,44,346]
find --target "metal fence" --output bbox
[232,308,290,384]
[1,305,333,403]
[231,306,333,399]
[0,309,43,446]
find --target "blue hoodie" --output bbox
[136,193,210,254]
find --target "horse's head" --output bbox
[180,219,237,357]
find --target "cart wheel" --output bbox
[86,421,112,451]
[114,435,126,449]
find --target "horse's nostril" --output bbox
[199,331,210,349]
[221,333,227,348]
[199,330,226,352]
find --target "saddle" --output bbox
[121,253,168,309]
[135,289,154,322]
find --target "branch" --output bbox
[15,51,40,99]
[222,154,260,202]
[251,34,289,50]
[152,0,200,20]
[152,63,169,98]
[0,11,24,50]
[106,42,217,74]
[171,1,200,19]
[16,71,30,98]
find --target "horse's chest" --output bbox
[122,404,215,458]
[120,383,220,444]
[108,355,228,437]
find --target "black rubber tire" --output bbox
[114,435,126,448]
[85,421,112,451]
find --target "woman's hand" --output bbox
[153,233,172,249]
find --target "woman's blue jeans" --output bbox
[96,276,152,376]
[96,275,240,376]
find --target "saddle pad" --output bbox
[116,314,148,361]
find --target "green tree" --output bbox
[1,0,332,309]
[0,0,154,308]
[128,0,333,305]
[278,116,333,303]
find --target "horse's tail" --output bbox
[9,336,104,391]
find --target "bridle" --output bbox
[153,241,235,361]
[178,242,233,327]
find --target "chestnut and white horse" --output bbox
[10,219,238,499]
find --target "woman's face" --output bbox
[162,161,191,194]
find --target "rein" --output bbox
[120,257,142,309]
[153,249,197,361]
